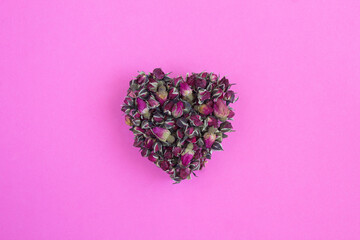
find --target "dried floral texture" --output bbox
[121,68,237,183]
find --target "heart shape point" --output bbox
[122,68,237,183]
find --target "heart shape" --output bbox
[121,68,237,183]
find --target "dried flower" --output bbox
[180,82,194,101]
[125,115,133,126]
[203,127,217,148]
[198,102,213,115]
[214,99,230,121]
[152,127,175,143]
[171,101,184,118]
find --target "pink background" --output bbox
[1,0,360,239]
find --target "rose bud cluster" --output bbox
[121,68,237,183]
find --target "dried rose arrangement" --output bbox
[121,68,237,183]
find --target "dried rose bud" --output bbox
[152,127,175,143]
[198,89,211,102]
[185,127,195,137]
[179,168,191,179]
[204,127,217,148]
[137,98,150,118]
[176,129,185,139]
[152,112,164,123]
[210,73,218,82]
[165,119,176,128]
[133,137,143,148]
[163,101,174,115]
[220,121,233,132]
[173,146,182,157]
[153,142,162,153]
[153,68,165,79]
[195,77,207,88]
[148,153,158,162]
[224,90,235,102]
[171,101,184,118]
[133,126,145,136]
[156,84,168,105]
[163,150,173,160]
[147,78,158,92]
[123,96,133,106]
[160,161,170,171]
[144,137,155,149]
[173,76,183,87]
[168,87,179,99]
[181,143,194,166]
[189,114,203,127]
[186,74,196,87]
[219,77,230,90]
[214,99,230,121]
[125,115,133,126]
[136,72,146,85]
[148,95,160,108]
[212,88,224,99]
[180,82,194,101]
[207,116,218,127]
[198,103,213,115]
[200,72,208,78]
[141,148,150,157]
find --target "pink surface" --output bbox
[1,0,360,239]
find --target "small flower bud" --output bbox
[181,143,194,166]
[171,101,184,118]
[137,98,150,118]
[180,82,194,101]
[156,84,168,105]
[179,168,191,179]
[125,115,133,126]
[152,127,175,143]
[214,99,230,121]
[153,68,165,79]
[198,103,213,115]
